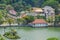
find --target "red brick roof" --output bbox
[32,19,47,24]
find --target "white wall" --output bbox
[32,24,48,27]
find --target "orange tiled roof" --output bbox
[32,19,47,24]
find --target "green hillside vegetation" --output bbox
[0,0,60,12]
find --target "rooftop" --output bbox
[9,10,17,15]
[32,19,47,24]
[32,7,43,12]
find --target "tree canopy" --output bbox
[0,0,60,12]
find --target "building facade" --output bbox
[43,6,55,22]
[31,19,48,27]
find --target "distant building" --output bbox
[31,19,48,27]
[32,7,43,13]
[20,11,28,18]
[43,6,55,21]
[9,10,17,16]
[31,7,45,16]
[20,13,27,18]
[8,10,21,19]
[20,7,46,17]
[22,7,45,16]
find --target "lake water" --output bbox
[0,27,60,40]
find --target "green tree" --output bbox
[0,35,5,40]
[47,16,54,23]
[16,18,25,25]
[0,10,8,18]
[0,11,4,25]
[0,10,7,33]
[0,4,6,9]
[6,18,14,26]
[6,5,14,10]
[36,15,46,19]
[23,16,35,24]
[55,15,60,24]
[42,0,59,8]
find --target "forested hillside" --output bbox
[0,0,60,12]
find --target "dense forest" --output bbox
[0,0,60,13]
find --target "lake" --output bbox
[0,27,60,40]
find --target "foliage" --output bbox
[54,15,60,24]
[42,0,59,8]
[6,5,14,10]
[0,4,6,9]
[23,15,35,24]
[6,18,14,25]
[47,37,58,40]
[0,35,5,40]
[0,10,8,24]
[47,16,54,23]
[17,18,25,25]
[0,0,59,12]
[3,29,20,39]
[0,11,4,24]
[36,15,46,19]
[42,0,59,14]
[55,15,60,22]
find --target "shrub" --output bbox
[0,35,5,40]
[47,37,58,40]
[3,29,20,39]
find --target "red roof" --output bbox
[32,19,47,24]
